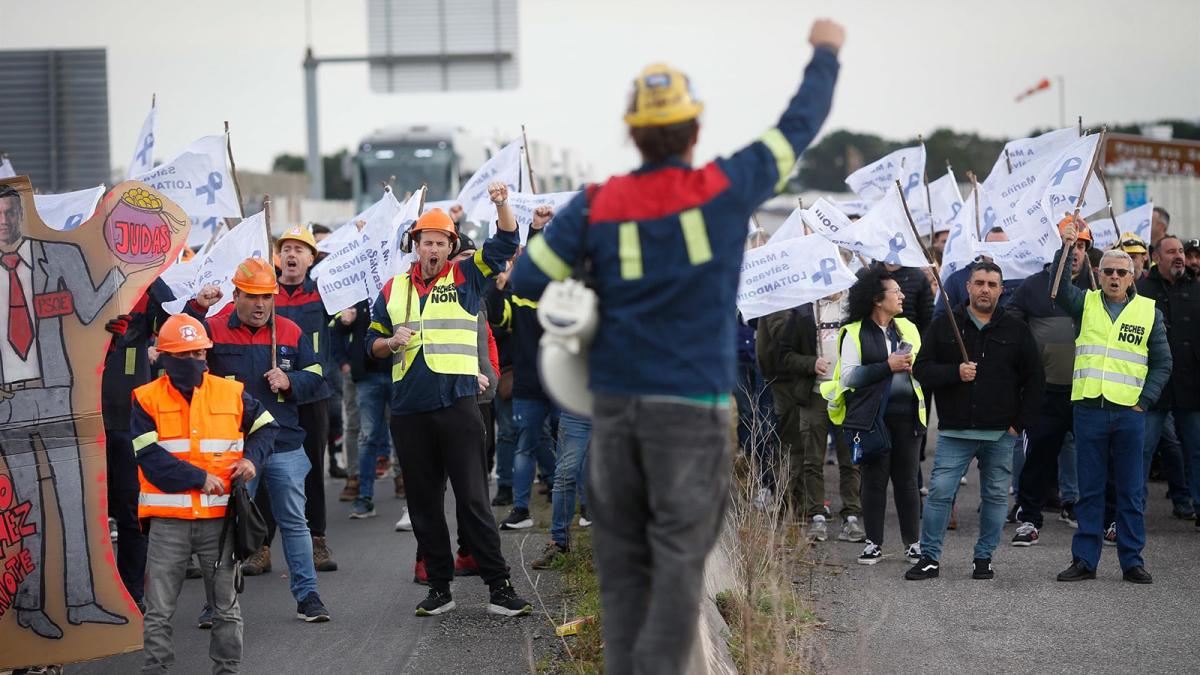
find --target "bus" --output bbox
[347,125,488,212]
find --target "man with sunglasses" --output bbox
[1051,219,1171,585]
[1136,235,1200,530]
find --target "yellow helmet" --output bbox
[623,63,704,128]
[276,224,318,255]
[1116,232,1148,254]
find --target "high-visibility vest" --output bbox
[384,270,479,382]
[820,317,927,428]
[133,373,245,520]
[1071,291,1155,406]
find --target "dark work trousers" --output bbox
[392,396,508,590]
[480,402,496,474]
[860,411,922,547]
[588,394,732,675]
[261,400,329,543]
[106,429,146,604]
[1017,389,1073,529]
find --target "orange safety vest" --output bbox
[133,373,246,520]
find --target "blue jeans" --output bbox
[920,434,1013,562]
[494,395,517,488]
[355,371,393,499]
[1072,405,1146,572]
[1143,409,1196,509]
[551,413,591,547]
[1059,432,1079,504]
[248,449,317,602]
[513,397,557,510]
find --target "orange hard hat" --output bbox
[409,208,458,245]
[231,257,279,294]
[1058,215,1092,248]
[157,314,213,354]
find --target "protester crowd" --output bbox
[10,13,1196,675]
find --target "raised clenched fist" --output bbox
[809,19,846,53]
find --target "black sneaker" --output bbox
[1056,559,1096,582]
[499,507,533,530]
[1122,565,1153,584]
[857,541,883,565]
[415,588,456,617]
[1059,503,1078,529]
[1011,523,1039,546]
[196,604,214,630]
[904,555,940,580]
[491,485,513,507]
[1171,504,1195,520]
[972,558,995,580]
[487,580,532,617]
[296,592,331,622]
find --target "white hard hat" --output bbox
[536,279,599,417]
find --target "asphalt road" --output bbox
[69,473,568,675]
[804,426,1199,674]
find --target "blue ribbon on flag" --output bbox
[195,172,224,205]
[903,172,921,200]
[136,134,155,166]
[884,233,906,265]
[813,257,837,286]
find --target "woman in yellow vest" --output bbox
[1051,219,1171,585]
[822,268,927,565]
[132,314,278,673]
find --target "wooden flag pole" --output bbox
[521,124,538,195]
[263,193,277,368]
[1050,126,1107,300]
[224,121,246,219]
[967,170,982,240]
[896,179,969,362]
[1095,167,1123,247]
[1004,149,1013,174]
[398,183,430,373]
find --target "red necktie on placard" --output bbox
[1,253,33,359]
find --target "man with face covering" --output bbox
[132,313,278,674]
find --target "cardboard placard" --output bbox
[0,176,189,670]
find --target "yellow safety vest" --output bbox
[1071,291,1155,406]
[820,317,927,428]
[384,270,479,382]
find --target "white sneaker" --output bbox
[578,507,592,528]
[808,515,828,542]
[838,515,866,542]
[753,487,773,511]
[905,542,922,564]
[394,507,412,532]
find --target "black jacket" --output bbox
[864,264,934,333]
[757,305,819,411]
[1136,269,1200,410]
[914,304,1044,433]
[332,299,390,381]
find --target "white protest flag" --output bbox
[127,105,157,179]
[159,255,202,304]
[385,189,427,278]
[983,126,1076,189]
[1087,202,1154,251]
[487,190,579,244]
[927,170,964,234]
[34,184,106,231]
[454,139,532,224]
[975,238,1046,282]
[163,211,269,316]
[940,188,982,282]
[768,207,806,243]
[0,156,14,178]
[833,198,870,218]
[736,232,857,321]
[310,189,416,314]
[1038,132,1105,223]
[845,144,925,204]
[133,135,242,248]
[815,186,930,268]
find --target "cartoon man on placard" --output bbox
[0,178,187,652]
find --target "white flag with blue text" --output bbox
[34,184,106,231]
[807,188,929,268]
[311,190,414,314]
[487,190,580,244]
[455,139,532,224]
[845,144,926,205]
[163,211,270,316]
[736,233,858,320]
[127,105,157,179]
[983,126,1077,190]
[1086,202,1154,251]
[133,135,242,248]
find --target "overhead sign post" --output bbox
[302,0,520,199]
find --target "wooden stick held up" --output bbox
[521,125,537,195]
[224,121,246,219]
[263,193,277,369]
[895,179,969,362]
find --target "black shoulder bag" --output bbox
[213,479,268,609]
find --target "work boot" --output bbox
[339,476,359,502]
[312,536,339,572]
[394,473,406,499]
[242,546,271,576]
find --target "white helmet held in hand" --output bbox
[537,278,598,417]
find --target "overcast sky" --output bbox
[3,0,1198,181]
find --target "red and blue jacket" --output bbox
[274,277,333,404]
[201,306,324,453]
[511,47,839,397]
